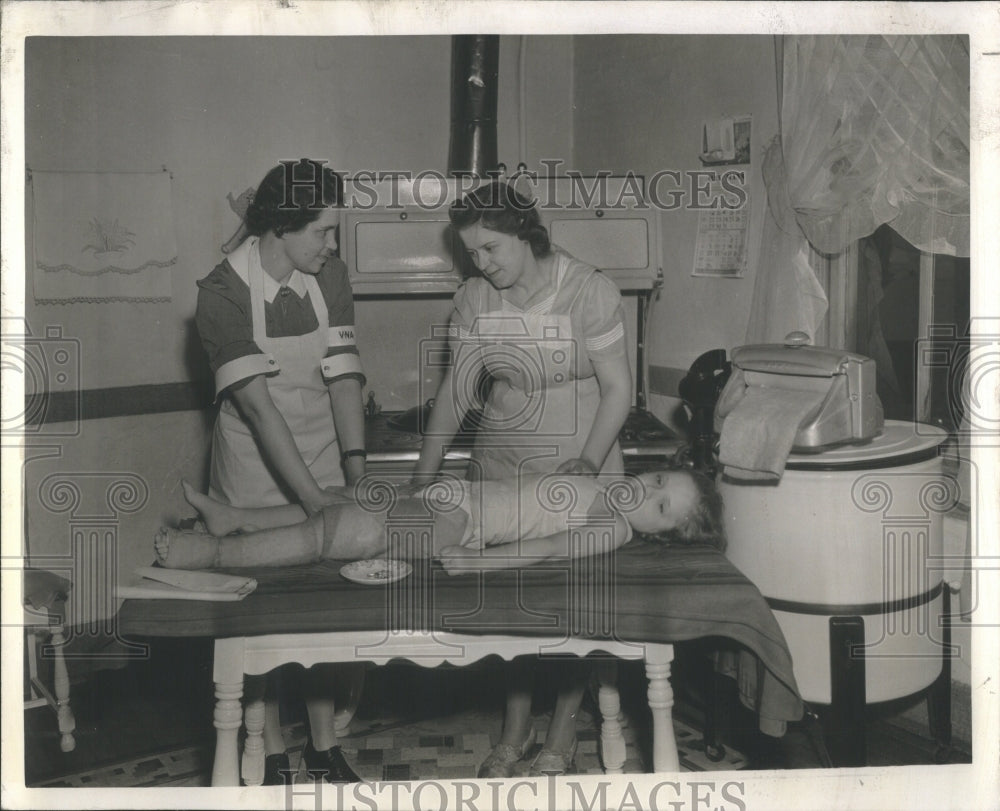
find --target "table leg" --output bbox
[50,624,76,753]
[242,675,267,786]
[212,637,247,787]
[211,681,244,786]
[645,645,679,772]
[595,659,626,774]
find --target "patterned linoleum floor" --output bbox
[31,708,747,788]
[24,640,968,788]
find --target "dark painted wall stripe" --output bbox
[24,381,215,425]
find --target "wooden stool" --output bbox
[23,570,76,753]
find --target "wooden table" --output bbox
[211,631,677,785]
[116,543,803,784]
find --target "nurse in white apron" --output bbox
[196,160,365,784]
[414,181,632,777]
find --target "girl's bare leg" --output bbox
[182,480,306,536]
[159,491,468,569]
[155,514,324,569]
[153,527,218,569]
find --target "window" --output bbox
[852,224,970,432]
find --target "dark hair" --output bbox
[244,159,344,238]
[633,467,727,552]
[449,181,551,258]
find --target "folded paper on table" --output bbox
[116,567,257,601]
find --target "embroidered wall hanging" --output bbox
[31,169,176,304]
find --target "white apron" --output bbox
[209,243,343,508]
[469,262,623,482]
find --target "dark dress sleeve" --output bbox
[195,263,273,397]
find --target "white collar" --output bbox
[228,236,308,303]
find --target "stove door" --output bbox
[343,208,461,295]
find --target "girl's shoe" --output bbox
[477,727,537,779]
[528,738,578,777]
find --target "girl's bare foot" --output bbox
[181,481,247,536]
[154,526,220,569]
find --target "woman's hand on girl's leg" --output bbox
[437,545,483,575]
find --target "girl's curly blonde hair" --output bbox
[632,466,726,552]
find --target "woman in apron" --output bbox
[196,160,366,784]
[414,181,632,776]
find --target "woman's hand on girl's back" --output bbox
[301,486,352,514]
[394,480,425,498]
[321,485,356,503]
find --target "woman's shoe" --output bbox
[528,738,578,777]
[477,727,537,779]
[262,752,292,786]
[301,741,362,783]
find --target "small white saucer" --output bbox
[340,558,413,585]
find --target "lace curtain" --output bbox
[747,34,970,345]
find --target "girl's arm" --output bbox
[557,354,632,475]
[231,375,332,515]
[438,514,631,575]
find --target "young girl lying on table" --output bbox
[155,467,725,572]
